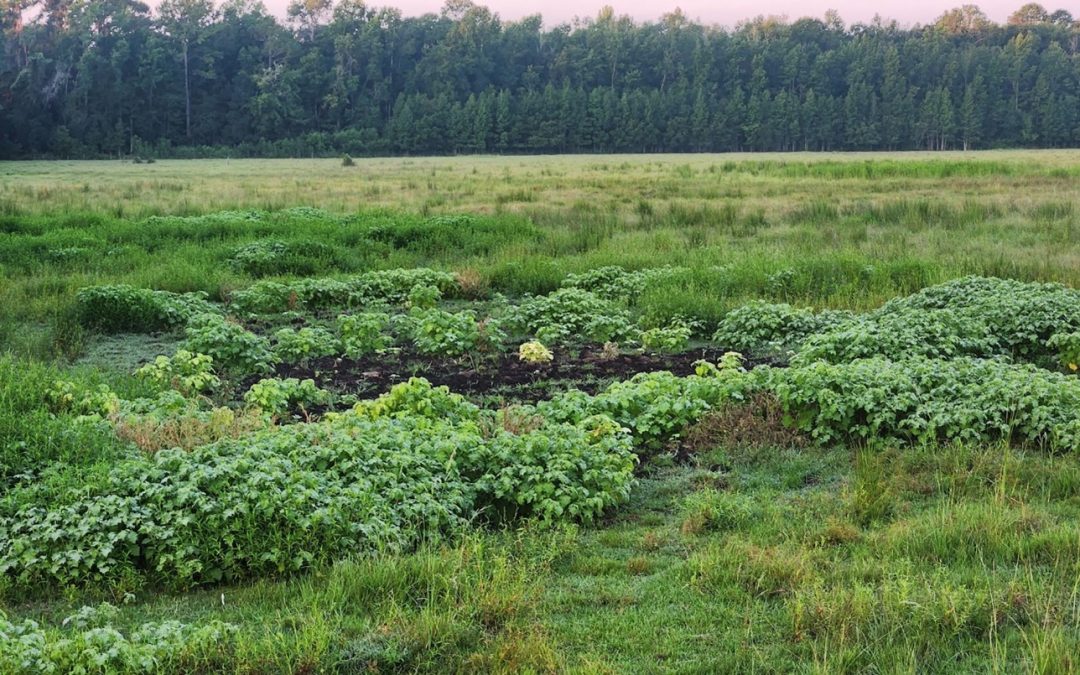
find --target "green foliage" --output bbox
[793,308,1000,365]
[473,415,636,523]
[1047,332,1080,372]
[351,377,478,424]
[0,356,130,485]
[713,302,853,353]
[537,359,751,455]
[0,605,237,674]
[0,379,637,591]
[134,350,220,396]
[0,417,478,588]
[228,240,342,278]
[562,266,681,302]
[75,285,217,334]
[518,340,554,364]
[680,489,755,535]
[44,380,120,418]
[337,312,393,358]
[639,318,697,354]
[402,308,504,358]
[514,288,636,345]
[271,326,339,364]
[182,314,273,375]
[406,283,442,309]
[763,357,1080,449]
[230,269,458,315]
[244,378,331,418]
[882,277,1080,363]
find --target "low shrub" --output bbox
[134,350,220,396]
[271,326,340,364]
[75,285,217,333]
[182,314,273,375]
[0,379,635,591]
[244,377,331,418]
[513,288,636,345]
[713,301,852,354]
[0,604,237,674]
[337,312,393,358]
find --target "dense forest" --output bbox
[1,1,1079,158]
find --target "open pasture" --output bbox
[2,152,1080,672]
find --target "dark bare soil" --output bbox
[272,345,781,403]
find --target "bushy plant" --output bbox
[352,377,479,424]
[561,266,681,301]
[1046,331,1080,372]
[0,605,237,674]
[518,340,554,364]
[713,301,852,353]
[403,308,504,357]
[337,312,393,358]
[271,326,340,364]
[640,318,698,353]
[230,269,458,314]
[244,377,331,417]
[183,314,273,375]
[75,285,217,333]
[406,283,442,309]
[228,239,340,277]
[44,381,120,418]
[472,414,636,523]
[515,288,636,345]
[537,357,752,455]
[134,350,220,396]
[0,378,638,591]
[881,276,1080,363]
[792,308,999,365]
[762,356,1080,449]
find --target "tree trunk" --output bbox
[183,41,191,139]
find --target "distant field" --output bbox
[3,152,1080,672]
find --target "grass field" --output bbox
[2,152,1080,673]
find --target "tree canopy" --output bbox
[1,1,1079,158]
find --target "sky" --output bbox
[250,0,1028,27]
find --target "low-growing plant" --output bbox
[75,285,218,333]
[404,308,504,358]
[45,380,120,418]
[514,288,636,346]
[352,377,478,424]
[337,312,393,358]
[272,326,340,364]
[792,308,999,365]
[1047,332,1080,373]
[562,266,681,302]
[228,239,341,277]
[640,318,698,353]
[244,377,332,418]
[518,340,554,364]
[713,301,852,354]
[762,356,1080,450]
[183,313,273,374]
[406,283,442,309]
[0,606,238,674]
[134,350,220,396]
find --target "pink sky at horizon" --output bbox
[239,1,1034,26]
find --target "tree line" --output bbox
[1,0,1079,158]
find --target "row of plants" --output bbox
[0,604,236,674]
[714,277,1080,372]
[0,378,637,591]
[13,340,1080,594]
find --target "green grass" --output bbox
[3,152,1080,672]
